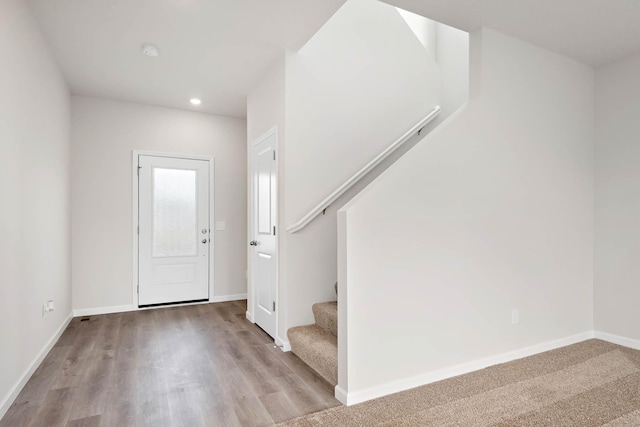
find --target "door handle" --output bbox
[249,240,258,246]
[202,239,208,244]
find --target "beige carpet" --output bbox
[278,339,640,426]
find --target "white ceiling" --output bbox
[27,0,640,118]
[26,0,346,118]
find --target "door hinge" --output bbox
[272,301,276,312]
[273,151,276,161]
[273,226,276,236]
[137,165,141,176]
[137,284,139,294]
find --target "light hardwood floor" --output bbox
[0,301,340,427]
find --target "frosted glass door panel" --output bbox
[257,149,274,235]
[152,167,197,258]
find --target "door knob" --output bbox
[202,239,208,244]
[249,240,258,246]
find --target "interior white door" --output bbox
[138,155,210,306]
[251,132,277,338]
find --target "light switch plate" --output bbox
[215,221,226,230]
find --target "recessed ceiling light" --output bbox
[190,98,202,106]
[142,44,159,57]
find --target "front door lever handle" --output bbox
[249,240,258,246]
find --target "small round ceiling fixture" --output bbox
[190,98,202,106]
[142,44,159,57]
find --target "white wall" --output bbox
[281,0,443,338]
[246,56,287,343]
[436,22,469,117]
[286,0,441,223]
[395,11,469,118]
[71,97,247,312]
[594,53,640,341]
[396,7,437,58]
[338,27,594,403]
[0,0,71,417]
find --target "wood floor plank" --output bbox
[98,389,136,427]
[66,415,101,427]
[232,395,275,427]
[273,374,332,415]
[49,354,90,391]
[0,398,42,427]
[135,364,171,427]
[0,301,340,427]
[54,320,81,348]
[13,346,71,404]
[67,377,110,421]
[165,386,207,427]
[259,391,303,424]
[28,387,77,427]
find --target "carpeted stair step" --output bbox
[287,324,337,386]
[312,301,337,336]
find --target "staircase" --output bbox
[287,301,338,386]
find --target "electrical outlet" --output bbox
[43,300,55,319]
[512,309,519,325]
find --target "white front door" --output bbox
[251,130,277,338]
[138,155,210,306]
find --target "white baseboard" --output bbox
[73,305,135,317]
[335,385,348,404]
[210,293,247,303]
[0,312,73,420]
[72,294,248,317]
[594,330,640,350]
[275,336,291,352]
[341,331,594,406]
[246,311,254,322]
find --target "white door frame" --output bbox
[247,127,279,340]
[132,150,215,309]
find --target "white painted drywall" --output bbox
[395,11,469,118]
[338,27,594,401]
[71,97,247,312]
[594,53,640,341]
[246,55,287,342]
[436,22,469,117]
[0,0,71,416]
[282,0,443,337]
[396,7,437,59]
[286,0,441,223]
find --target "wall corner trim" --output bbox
[0,312,73,420]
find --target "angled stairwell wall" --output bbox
[338,27,595,404]
[248,0,466,348]
[280,0,451,346]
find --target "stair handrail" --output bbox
[287,105,441,234]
